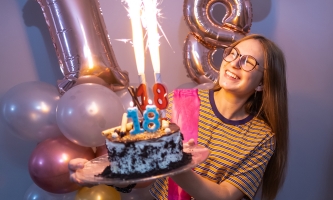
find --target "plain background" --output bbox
[1,0,333,199]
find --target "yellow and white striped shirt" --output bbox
[150,89,275,200]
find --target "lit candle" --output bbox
[142,101,160,132]
[127,106,144,135]
[120,113,128,133]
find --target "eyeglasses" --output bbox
[222,47,260,72]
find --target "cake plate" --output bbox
[75,144,210,185]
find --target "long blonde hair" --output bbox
[213,34,288,200]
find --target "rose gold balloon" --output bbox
[28,136,95,194]
[36,0,129,94]
[183,0,252,46]
[183,0,253,84]
[95,144,108,157]
[183,33,220,83]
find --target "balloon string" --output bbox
[127,86,144,116]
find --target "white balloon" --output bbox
[24,183,77,200]
[56,83,125,147]
[1,81,62,142]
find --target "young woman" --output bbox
[149,34,288,200]
[69,34,288,200]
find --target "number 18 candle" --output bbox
[143,104,160,132]
[127,106,144,135]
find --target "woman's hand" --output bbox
[68,158,94,187]
[183,138,196,148]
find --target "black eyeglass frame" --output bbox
[222,47,261,72]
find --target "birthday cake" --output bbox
[98,115,192,180]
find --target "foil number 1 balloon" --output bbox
[183,0,253,83]
[37,0,129,94]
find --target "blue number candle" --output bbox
[127,106,144,135]
[143,105,160,132]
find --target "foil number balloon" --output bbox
[37,0,129,94]
[183,0,253,83]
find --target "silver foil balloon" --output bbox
[183,0,252,47]
[183,0,252,84]
[183,33,220,83]
[36,0,129,94]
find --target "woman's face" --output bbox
[219,39,265,97]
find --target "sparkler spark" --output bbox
[120,0,173,84]
[114,39,132,44]
[122,0,145,76]
[142,0,160,74]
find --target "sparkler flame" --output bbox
[142,0,160,74]
[123,0,145,75]
[121,0,173,85]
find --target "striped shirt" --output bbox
[150,89,275,200]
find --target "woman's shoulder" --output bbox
[250,116,275,138]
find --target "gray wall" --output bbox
[1,0,333,199]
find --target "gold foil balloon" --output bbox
[36,0,129,94]
[75,185,121,200]
[183,0,253,83]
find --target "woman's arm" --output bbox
[171,170,244,200]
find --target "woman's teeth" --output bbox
[226,71,238,79]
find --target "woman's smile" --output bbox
[225,70,239,80]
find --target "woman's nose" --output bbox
[230,57,242,69]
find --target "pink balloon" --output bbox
[28,136,95,194]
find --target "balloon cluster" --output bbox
[1,0,152,198]
[183,0,253,84]
[0,81,126,197]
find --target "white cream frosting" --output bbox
[105,132,183,175]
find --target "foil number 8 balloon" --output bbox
[183,0,253,84]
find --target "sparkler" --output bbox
[123,0,148,110]
[122,0,168,113]
[142,0,168,113]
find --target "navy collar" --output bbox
[209,89,254,125]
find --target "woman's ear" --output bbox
[255,83,263,91]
